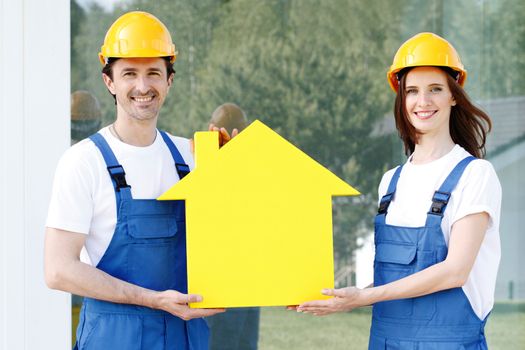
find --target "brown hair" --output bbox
[394,68,492,158]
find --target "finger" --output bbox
[185,294,203,304]
[286,305,298,311]
[208,123,215,131]
[298,300,330,308]
[191,308,226,318]
[300,306,332,314]
[219,127,231,141]
[232,128,239,137]
[321,288,336,296]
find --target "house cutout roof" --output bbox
[158,120,359,308]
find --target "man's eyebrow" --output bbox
[120,67,163,73]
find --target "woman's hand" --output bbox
[189,124,239,154]
[208,123,239,147]
[296,287,367,316]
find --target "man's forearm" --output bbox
[46,258,158,308]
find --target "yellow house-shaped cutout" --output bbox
[159,120,359,308]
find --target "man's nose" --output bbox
[135,76,150,94]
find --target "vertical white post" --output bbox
[0,0,71,349]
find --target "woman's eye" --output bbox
[431,87,443,93]
[406,89,417,94]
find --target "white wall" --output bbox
[491,141,525,300]
[0,1,71,349]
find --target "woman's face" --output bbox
[404,66,456,138]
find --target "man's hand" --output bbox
[153,290,225,320]
[296,287,366,316]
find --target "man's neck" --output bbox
[112,117,158,147]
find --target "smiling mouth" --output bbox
[414,111,437,120]
[131,95,154,103]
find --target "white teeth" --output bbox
[134,96,153,102]
[416,111,434,117]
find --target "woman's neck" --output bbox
[411,133,455,165]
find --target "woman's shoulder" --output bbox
[452,146,498,178]
[378,165,402,198]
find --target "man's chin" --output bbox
[131,111,159,121]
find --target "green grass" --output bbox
[258,307,371,349]
[258,305,525,349]
[73,303,525,348]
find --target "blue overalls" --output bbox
[74,131,209,350]
[370,156,489,350]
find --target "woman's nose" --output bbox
[417,91,431,106]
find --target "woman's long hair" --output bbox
[394,68,492,158]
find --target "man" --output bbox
[45,11,228,349]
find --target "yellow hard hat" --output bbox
[99,11,177,66]
[387,32,467,92]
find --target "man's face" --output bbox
[103,57,173,122]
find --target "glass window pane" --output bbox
[71,0,524,348]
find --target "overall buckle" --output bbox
[429,190,450,216]
[107,165,130,191]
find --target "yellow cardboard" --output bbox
[158,120,360,308]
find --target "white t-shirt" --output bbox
[378,144,501,320]
[46,126,194,266]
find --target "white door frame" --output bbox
[1,0,71,349]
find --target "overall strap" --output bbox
[89,133,132,211]
[425,156,476,227]
[159,131,191,180]
[375,165,403,226]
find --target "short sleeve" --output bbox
[46,146,96,234]
[452,160,502,229]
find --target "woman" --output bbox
[298,32,501,349]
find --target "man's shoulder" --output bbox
[160,131,192,152]
[56,137,104,177]
[161,130,190,144]
[65,138,99,161]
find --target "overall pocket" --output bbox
[127,215,180,291]
[80,313,142,350]
[374,243,436,320]
[374,242,416,318]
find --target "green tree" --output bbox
[71,0,523,279]
[193,0,404,273]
